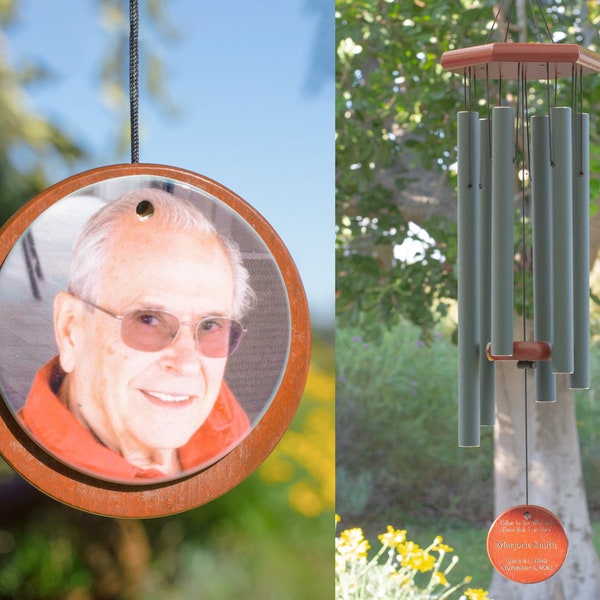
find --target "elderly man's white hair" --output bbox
[68,187,255,319]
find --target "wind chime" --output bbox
[442,1,600,585]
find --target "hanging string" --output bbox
[485,0,513,43]
[532,0,553,42]
[503,0,515,42]
[514,63,521,162]
[528,0,543,43]
[546,63,554,166]
[524,369,530,504]
[519,68,531,506]
[486,65,492,158]
[468,68,474,189]
[129,0,140,164]
[579,65,584,115]
[575,65,585,176]
[520,68,529,344]
[486,0,553,44]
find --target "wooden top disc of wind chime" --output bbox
[441,42,600,79]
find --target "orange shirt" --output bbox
[19,357,250,481]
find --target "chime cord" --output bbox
[486,0,552,44]
[519,69,530,506]
[129,0,140,164]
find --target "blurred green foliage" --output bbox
[335,0,487,338]
[337,316,600,528]
[336,318,494,526]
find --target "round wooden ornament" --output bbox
[487,504,568,583]
[0,163,311,517]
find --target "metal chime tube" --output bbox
[531,115,556,402]
[551,106,574,374]
[457,110,480,447]
[570,112,590,389]
[491,106,515,356]
[479,118,495,425]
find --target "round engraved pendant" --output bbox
[487,504,568,583]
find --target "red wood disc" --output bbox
[487,505,568,584]
[486,341,552,362]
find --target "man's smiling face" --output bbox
[56,213,234,462]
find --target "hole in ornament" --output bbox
[524,511,532,520]
[136,200,154,220]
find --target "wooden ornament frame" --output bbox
[0,163,311,517]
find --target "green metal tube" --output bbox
[457,111,480,447]
[478,118,496,424]
[551,106,574,374]
[570,112,590,389]
[491,106,515,356]
[530,115,556,402]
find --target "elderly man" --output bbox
[19,188,254,481]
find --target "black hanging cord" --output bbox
[519,68,531,506]
[533,0,553,42]
[546,62,554,166]
[528,0,542,43]
[578,66,584,176]
[503,0,515,42]
[486,0,511,43]
[524,368,530,505]
[486,0,553,44]
[486,65,492,158]
[129,0,140,164]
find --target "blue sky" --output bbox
[4,0,334,326]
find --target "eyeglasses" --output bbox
[75,296,244,357]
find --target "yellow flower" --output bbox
[397,539,420,557]
[336,527,371,563]
[430,535,454,553]
[410,551,436,573]
[464,588,489,600]
[378,525,407,549]
[433,542,454,553]
[434,571,449,586]
[400,545,436,573]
